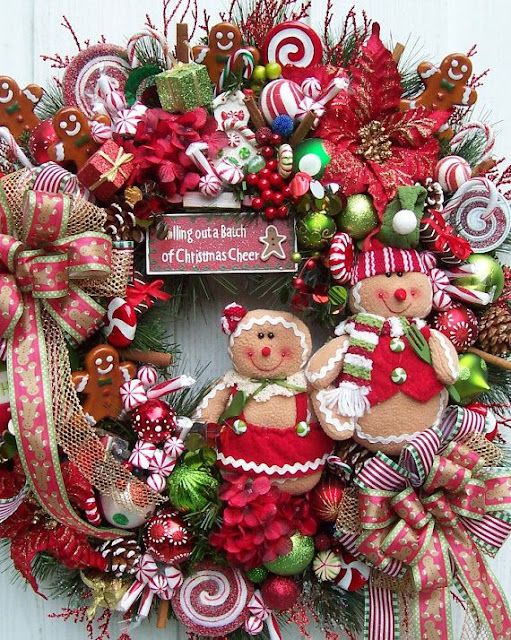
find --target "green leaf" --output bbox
[219,390,247,423]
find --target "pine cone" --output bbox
[422,177,444,211]
[478,304,511,355]
[104,200,145,243]
[98,537,142,577]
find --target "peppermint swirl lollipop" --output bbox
[63,44,131,118]
[172,563,253,637]
[444,177,511,252]
[262,21,323,68]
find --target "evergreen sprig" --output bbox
[35,81,65,120]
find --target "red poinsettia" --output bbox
[0,459,106,593]
[121,108,227,199]
[316,23,449,215]
[210,474,317,570]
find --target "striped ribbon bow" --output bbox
[346,406,511,640]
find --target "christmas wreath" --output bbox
[1,2,511,639]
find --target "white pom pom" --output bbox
[392,209,417,235]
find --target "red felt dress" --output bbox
[217,388,333,479]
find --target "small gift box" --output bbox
[77,139,134,202]
[419,209,472,266]
[155,63,213,113]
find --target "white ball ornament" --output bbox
[392,209,418,235]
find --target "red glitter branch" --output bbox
[145,0,199,41]
[61,15,83,51]
[487,159,511,200]
[40,53,71,70]
[199,9,210,38]
[467,44,478,58]
[323,5,371,66]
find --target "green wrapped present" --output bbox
[155,63,213,112]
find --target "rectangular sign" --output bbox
[146,213,297,274]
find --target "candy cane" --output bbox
[127,29,174,69]
[450,121,495,163]
[216,49,255,96]
[96,74,127,116]
[0,126,33,168]
[220,117,256,143]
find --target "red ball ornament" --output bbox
[314,533,332,552]
[432,304,479,352]
[265,207,277,220]
[269,172,283,187]
[246,173,259,186]
[132,398,176,444]
[258,167,271,179]
[261,146,275,159]
[266,159,278,171]
[261,576,300,611]
[144,509,193,564]
[252,197,264,210]
[277,205,288,218]
[28,119,59,164]
[270,133,282,146]
[272,191,284,206]
[310,478,345,522]
[255,127,272,145]
[261,189,274,203]
[105,297,137,348]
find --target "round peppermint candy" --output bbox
[434,155,471,194]
[63,44,131,118]
[172,563,253,637]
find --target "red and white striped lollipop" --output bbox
[262,21,323,68]
[172,563,253,637]
[443,177,511,252]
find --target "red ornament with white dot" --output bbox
[432,304,479,352]
[131,398,176,444]
[144,509,193,565]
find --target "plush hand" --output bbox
[429,329,459,386]
[193,380,231,423]
[305,336,349,390]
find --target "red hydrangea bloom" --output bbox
[210,474,318,570]
[316,23,449,215]
[122,107,227,198]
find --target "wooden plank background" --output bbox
[0,1,510,637]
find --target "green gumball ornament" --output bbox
[296,211,336,250]
[167,463,219,513]
[264,533,315,576]
[452,353,490,404]
[252,65,267,84]
[246,567,269,584]
[336,194,379,240]
[453,254,505,303]
[293,139,331,179]
[265,62,282,80]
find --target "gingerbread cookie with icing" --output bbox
[72,344,136,423]
[0,76,42,139]
[192,22,259,83]
[401,54,477,138]
[48,106,99,171]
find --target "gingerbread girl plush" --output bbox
[306,239,459,456]
[194,304,333,494]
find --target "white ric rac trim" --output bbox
[229,314,310,365]
[315,388,356,436]
[223,370,306,401]
[192,380,226,420]
[430,329,459,381]
[306,340,349,384]
[217,453,329,476]
[349,282,365,312]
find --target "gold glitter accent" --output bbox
[124,186,143,206]
[356,120,392,163]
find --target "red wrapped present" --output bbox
[419,209,472,266]
[77,139,134,202]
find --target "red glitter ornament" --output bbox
[261,575,301,611]
[144,509,193,565]
[432,304,479,352]
[131,398,175,444]
[310,478,345,522]
[28,119,59,164]
[314,532,332,551]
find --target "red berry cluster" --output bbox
[247,127,291,221]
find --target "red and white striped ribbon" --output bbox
[0,482,28,523]
[365,581,396,640]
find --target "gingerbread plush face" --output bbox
[211,23,242,55]
[0,76,42,139]
[349,272,433,318]
[229,309,311,379]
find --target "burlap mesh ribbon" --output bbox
[0,169,163,540]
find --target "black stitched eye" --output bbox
[397,271,403,277]
[385,272,392,278]
[268,332,275,339]
[257,332,265,339]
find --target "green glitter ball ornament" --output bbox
[167,463,219,513]
[452,353,490,405]
[336,194,379,240]
[296,211,336,250]
[264,534,315,576]
[452,254,505,303]
[246,566,269,584]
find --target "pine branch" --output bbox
[129,301,177,358]
[35,81,64,121]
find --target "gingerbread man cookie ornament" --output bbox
[48,106,99,171]
[401,54,477,138]
[72,344,136,423]
[192,23,260,83]
[0,76,42,139]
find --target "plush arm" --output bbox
[193,380,231,423]
[305,336,349,390]
[429,329,459,385]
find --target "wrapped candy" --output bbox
[77,139,134,202]
[419,209,472,266]
[155,63,213,113]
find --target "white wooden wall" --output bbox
[0,1,510,638]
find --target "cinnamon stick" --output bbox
[156,599,169,629]
[176,23,189,64]
[244,93,266,129]
[468,346,511,371]
[289,111,317,147]
[120,349,173,368]
[392,43,405,64]
[472,158,496,177]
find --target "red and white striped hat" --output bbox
[352,245,428,284]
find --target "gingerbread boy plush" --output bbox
[194,304,333,494]
[306,239,459,456]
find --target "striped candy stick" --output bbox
[215,49,255,96]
